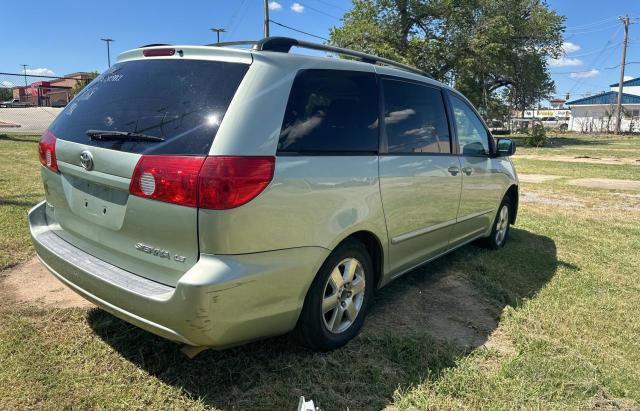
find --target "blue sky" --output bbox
[1,0,638,104]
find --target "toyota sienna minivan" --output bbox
[29,37,518,354]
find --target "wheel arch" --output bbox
[322,230,385,290]
[504,184,519,224]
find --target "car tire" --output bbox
[480,197,512,250]
[296,239,374,351]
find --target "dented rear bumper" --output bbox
[29,201,329,348]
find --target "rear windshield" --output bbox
[49,59,249,155]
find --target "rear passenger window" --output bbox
[382,79,451,154]
[278,69,378,153]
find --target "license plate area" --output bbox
[61,174,128,230]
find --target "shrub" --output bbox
[525,123,547,147]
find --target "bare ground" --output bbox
[568,178,640,192]
[518,174,564,183]
[366,269,504,350]
[515,154,640,165]
[2,256,505,351]
[521,191,585,208]
[1,257,92,309]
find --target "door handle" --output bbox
[462,166,473,176]
[447,166,460,176]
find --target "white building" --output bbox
[567,78,640,133]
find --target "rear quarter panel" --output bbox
[198,156,388,256]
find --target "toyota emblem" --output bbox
[80,150,94,171]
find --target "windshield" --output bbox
[48,59,249,155]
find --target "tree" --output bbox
[330,0,565,117]
[71,71,99,96]
[0,87,12,101]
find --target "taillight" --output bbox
[129,155,275,209]
[199,156,275,209]
[143,48,176,57]
[38,130,59,172]
[130,156,206,207]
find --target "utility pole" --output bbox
[210,28,226,44]
[20,64,28,86]
[263,0,270,37]
[101,38,114,68]
[615,15,630,134]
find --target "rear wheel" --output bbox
[296,239,373,351]
[481,197,512,249]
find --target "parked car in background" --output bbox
[539,116,569,131]
[0,99,32,108]
[29,37,519,354]
[488,119,510,135]
[51,100,68,108]
[511,118,539,133]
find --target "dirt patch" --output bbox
[515,154,640,165]
[1,257,92,309]
[569,178,640,192]
[366,270,500,348]
[518,174,564,183]
[521,191,585,208]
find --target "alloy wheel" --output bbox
[321,257,366,334]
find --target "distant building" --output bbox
[566,77,640,133]
[12,72,95,107]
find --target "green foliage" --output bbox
[0,87,13,101]
[330,0,565,115]
[525,123,547,147]
[71,71,99,96]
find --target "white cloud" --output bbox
[268,1,282,10]
[24,67,55,76]
[548,57,582,67]
[624,75,634,81]
[1,80,15,88]
[562,42,581,54]
[569,69,600,79]
[291,2,304,13]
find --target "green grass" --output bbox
[513,158,640,180]
[513,133,640,159]
[1,133,639,410]
[0,134,42,270]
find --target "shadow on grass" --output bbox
[510,134,616,149]
[87,228,557,410]
[0,134,40,143]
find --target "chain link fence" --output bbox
[0,72,95,134]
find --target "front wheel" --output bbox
[481,197,512,249]
[296,239,373,351]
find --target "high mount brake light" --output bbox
[38,130,59,172]
[129,155,275,209]
[143,48,176,57]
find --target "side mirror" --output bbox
[496,138,516,157]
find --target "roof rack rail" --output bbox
[206,40,258,48]
[139,43,171,48]
[252,37,429,77]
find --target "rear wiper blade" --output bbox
[86,129,165,142]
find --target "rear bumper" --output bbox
[29,201,329,348]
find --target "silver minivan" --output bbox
[29,37,518,353]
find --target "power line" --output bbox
[269,19,329,41]
[568,24,623,94]
[568,42,621,58]
[306,0,347,12]
[564,15,619,31]
[300,3,341,20]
